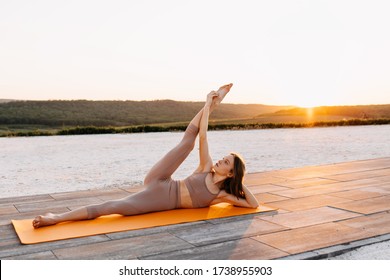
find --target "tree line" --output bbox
[2,118,390,137]
[0,100,287,126]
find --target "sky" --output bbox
[1,0,390,107]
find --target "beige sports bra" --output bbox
[183,172,218,208]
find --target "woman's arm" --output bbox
[195,91,217,172]
[241,185,260,208]
[212,185,260,208]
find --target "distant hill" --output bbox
[262,104,390,119]
[0,100,291,127]
[2,100,389,130]
[0,99,16,103]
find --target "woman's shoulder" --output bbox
[185,171,210,181]
[191,170,211,176]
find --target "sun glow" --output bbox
[295,100,323,109]
[290,95,336,108]
[285,86,345,108]
[305,107,314,121]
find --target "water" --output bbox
[1,125,389,198]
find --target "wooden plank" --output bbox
[319,178,388,192]
[337,212,390,236]
[330,195,390,215]
[374,175,390,182]
[273,177,339,189]
[0,207,70,226]
[255,193,290,203]
[244,173,288,186]
[328,189,384,200]
[248,184,290,194]
[106,221,208,240]
[259,206,361,229]
[3,251,57,260]
[205,210,279,225]
[323,169,390,182]
[0,205,19,215]
[361,185,390,195]
[171,218,286,246]
[0,194,54,205]
[141,238,289,260]
[253,223,374,255]
[0,224,17,242]
[270,159,390,181]
[52,233,194,260]
[271,179,388,198]
[272,170,331,180]
[266,195,352,211]
[0,235,109,259]
[323,159,390,172]
[14,197,102,213]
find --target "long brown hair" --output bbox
[221,153,246,199]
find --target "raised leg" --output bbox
[143,83,233,185]
[143,123,199,185]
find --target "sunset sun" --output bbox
[287,91,339,108]
[294,98,324,108]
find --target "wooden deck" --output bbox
[1,157,390,260]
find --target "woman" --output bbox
[32,83,259,228]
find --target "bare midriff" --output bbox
[179,180,194,208]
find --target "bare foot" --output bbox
[32,213,58,228]
[211,83,233,111]
[217,83,233,97]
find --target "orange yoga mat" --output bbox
[12,203,277,244]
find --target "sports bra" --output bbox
[183,172,219,208]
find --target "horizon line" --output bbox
[1,98,389,108]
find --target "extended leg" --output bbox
[85,182,177,219]
[33,195,148,228]
[33,207,89,228]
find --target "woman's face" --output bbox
[213,154,235,177]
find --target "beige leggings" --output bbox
[86,124,199,219]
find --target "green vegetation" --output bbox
[2,118,389,137]
[0,100,288,126]
[1,100,389,137]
